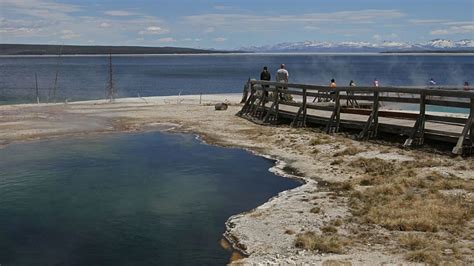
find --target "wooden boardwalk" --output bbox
[238,80,474,156]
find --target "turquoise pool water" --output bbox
[0,132,299,265]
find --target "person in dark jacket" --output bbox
[260,66,271,97]
[260,66,271,81]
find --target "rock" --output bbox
[215,103,228,111]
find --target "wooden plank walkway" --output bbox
[238,80,474,156]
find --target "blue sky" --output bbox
[1,0,473,49]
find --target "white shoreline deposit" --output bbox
[1,93,472,265]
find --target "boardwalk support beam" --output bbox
[358,91,379,140]
[404,91,426,147]
[452,98,474,155]
[291,88,307,127]
[326,91,341,133]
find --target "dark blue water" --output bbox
[0,54,472,104]
[0,132,299,265]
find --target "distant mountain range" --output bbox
[0,44,234,55]
[243,39,474,53]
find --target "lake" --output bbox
[0,132,299,265]
[0,53,473,104]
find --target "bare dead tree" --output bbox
[106,52,115,102]
[35,72,39,104]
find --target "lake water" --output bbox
[0,53,473,104]
[0,132,299,265]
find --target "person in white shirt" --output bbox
[275,64,289,100]
[276,64,289,83]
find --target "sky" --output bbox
[0,0,473,49]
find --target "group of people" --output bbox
[260,65,470,91]
[259,64,288,84]
[241,65,471,104]
[428,78,469,90]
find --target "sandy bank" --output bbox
[1,93,472,265]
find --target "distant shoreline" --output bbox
[0,43,246,55]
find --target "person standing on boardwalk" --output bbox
[329,79,337,102]
[260,66,271,97]
[373,78,379,88]
[464,81,470,91]
[276,64,289,100]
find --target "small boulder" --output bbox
[215,103,228,111]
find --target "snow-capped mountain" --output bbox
[243,39,474,52]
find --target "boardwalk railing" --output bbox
[238,80,474,155]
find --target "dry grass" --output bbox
[342,156,473,263]
[309,135,331,146]
[350,172,472,233]
[330,219,343,227]
[310,207,321,214]
[330,159,344,165]
[397,234,463,264]
[333,146,364,157]
[399,234,435,251]
[321,225,338,234]
[349,157,396,176]
[295,231,345,254]
[351,185,471,232]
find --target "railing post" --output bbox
[358,90,379,139]
[471,98,474,142]
[275,85,280,121]
[326,90,341,133]
[452,97,473,155]
[404,90,426,147]
[302,88,307,126]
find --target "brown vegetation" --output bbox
[295,231,345,254]
[333,146,364,157]
[309,135,332,146]
[344,159,473,263]
[349,157,396,176]
[310,207,321,214]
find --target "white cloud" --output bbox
[408,19,448,24]
[1,0,81,20]
[138,26,170,35]
[60,29,80,39]
[213,37,227,42]
[373,33,398,41]
[104,10,136,17]
[156,37,176,43]
[443,21,474,26]
[1,0,81,13]
[430,24,474,35]
[183,9,405,32]
[303,25,319,31]
[99,22,111,28]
